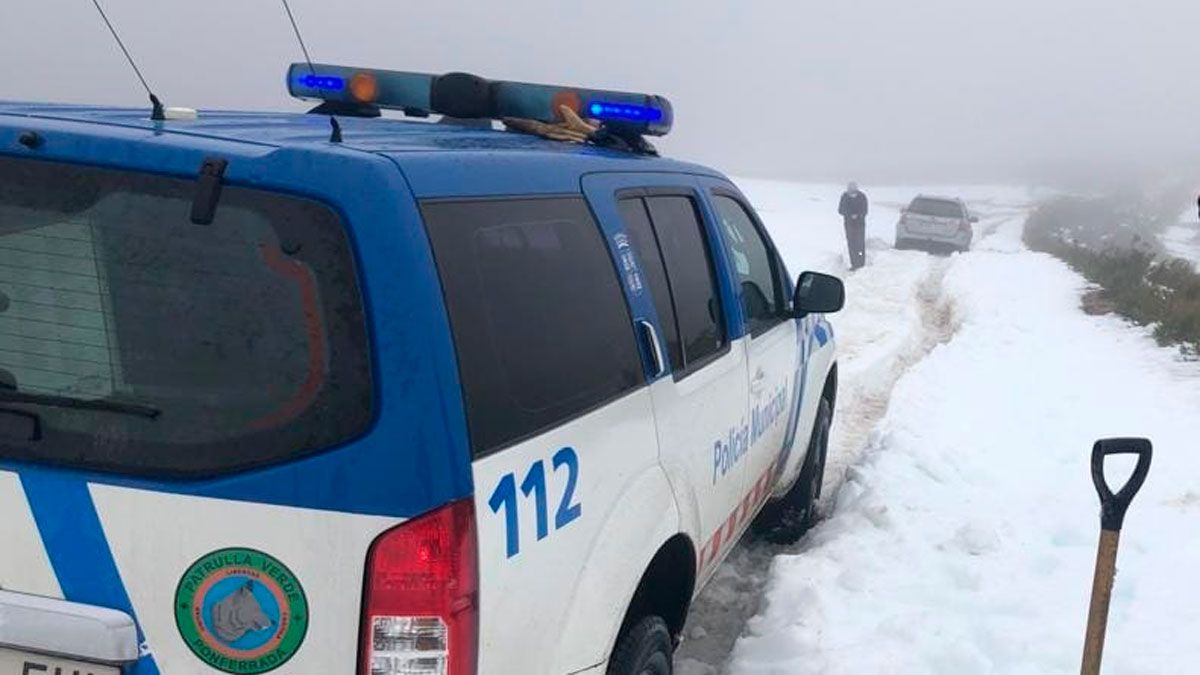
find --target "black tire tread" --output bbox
[752,397,832,544]
[607,615,673,675]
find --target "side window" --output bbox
[643,195,727,370]
[712,195,785,336]
[422,197,644,457]
[618,198,683,371]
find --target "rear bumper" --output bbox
[0,590,139,665]
[896,222,971,248]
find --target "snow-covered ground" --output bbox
[678,180,1200,673]
[1160,207,1200,270]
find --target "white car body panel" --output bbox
[472,388,663,675]
[0,472,60,598]
[650,341,750,590]
[91,485,400,674]
[745,321,798,486]
[771,317,836,499]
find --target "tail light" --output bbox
[360,498,478,675]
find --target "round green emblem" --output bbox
[174,547,309,674]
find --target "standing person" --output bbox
[839,182,869,270]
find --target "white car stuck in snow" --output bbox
[895,195,977,253]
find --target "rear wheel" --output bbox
[752,397,832,544]
[607,615,673,675]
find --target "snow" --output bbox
[719,188,1200,674]
[1160,208,1200,270]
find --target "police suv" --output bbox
[0,64,842,675]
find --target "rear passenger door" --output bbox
[707,188,799,493]
[420,196,664,674]
[584,176,751,582]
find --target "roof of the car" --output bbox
[912,194,963,204]
[0,102,721,195]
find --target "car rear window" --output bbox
[0,156,372,477]
[421,197,643,458]
[908,198,964,218]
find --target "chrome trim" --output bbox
[0,590,139,665]
[637,320,666,378]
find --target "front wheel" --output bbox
[752,397,832,544]
[607,616,673,675]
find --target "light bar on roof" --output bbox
[288,63,434,112]
[286,63,673,137]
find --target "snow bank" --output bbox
[730,219,1200,674]
[1160,207,1200,270]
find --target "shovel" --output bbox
[1080,437,1152,675]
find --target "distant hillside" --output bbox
[1023,193,1200,356]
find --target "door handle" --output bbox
[750,368,766,393]
[637,320,666,378]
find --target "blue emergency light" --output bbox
[286,63,674,137]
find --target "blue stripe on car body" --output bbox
[20,471,161,674]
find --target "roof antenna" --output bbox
[281,0,316,76]
[91,0,164,121]
[281,0,341,142]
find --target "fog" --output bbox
[3,0,1198,185]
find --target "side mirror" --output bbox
[793,271,845,315]
[968,215,979,223]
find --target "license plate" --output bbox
[0,647,119,675]
[911,219,953,234]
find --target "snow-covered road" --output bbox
[678,182,1200,673]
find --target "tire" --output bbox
[752,397,832,545]
[607,616,673,675]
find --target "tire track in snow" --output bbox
[820,257,959,505]
[818,203,1024,503]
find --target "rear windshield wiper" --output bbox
[0,389,161,419]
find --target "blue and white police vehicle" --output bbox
[0,63,842,675]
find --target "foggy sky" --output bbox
[3,0,1198,184]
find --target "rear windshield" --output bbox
[908,198,964,218]
[0,156,372,476]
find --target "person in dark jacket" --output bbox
[839,182,869,270]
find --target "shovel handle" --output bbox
[1090,438,1152,532]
